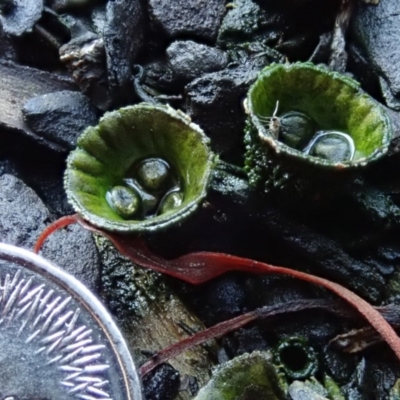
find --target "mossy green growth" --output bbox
[65,103,214,233]
[390,379,400,400]
[324,375,345,400]
[245,62,393,189]
[194,351,285,400]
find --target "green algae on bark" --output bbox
[65,103,214,233]
[194,351,285,400]
[390,379,400,399]
[244,62,393,190]
[193,349,345,400]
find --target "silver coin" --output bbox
[0,243,143,400]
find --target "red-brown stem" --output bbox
[34,216,400,363]
[92,232,400,363]
[33,214,79,253]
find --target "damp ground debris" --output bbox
[3,0,400,399]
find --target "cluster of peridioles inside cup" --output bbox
[106,157,183,220]
[258,102,355,163]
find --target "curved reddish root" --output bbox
[33,214,79,253]
[34,216,400,365]
[96,232,400,364]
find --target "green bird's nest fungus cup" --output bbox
[65,103,214,233]
[244,62,393,190]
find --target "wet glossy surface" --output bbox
[107,157,182,220]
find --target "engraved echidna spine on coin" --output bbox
[0,270,111,399]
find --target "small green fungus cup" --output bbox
[65,103,214,233]
[245,62,393,181]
